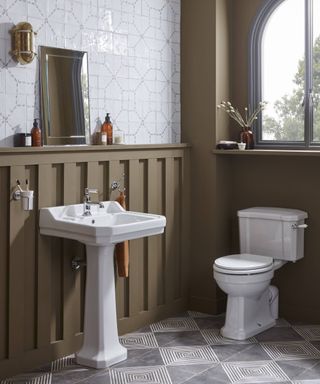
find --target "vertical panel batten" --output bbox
[0,167,9,360]
[8,166,26,358]
[128,159,143,317]
[165,158,175,305]
[37,164,53,348]
[63,163,82,340]
[109,160,127,319]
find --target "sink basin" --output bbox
[39,201,166,369]
[40,201,166,245]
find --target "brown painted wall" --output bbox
[228,154,320,322]
[229,0,320,322]
[181,0,232,314]
[182,0,320,323]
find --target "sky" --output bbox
[262,0,305,118]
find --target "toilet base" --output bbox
[221,287,276,340]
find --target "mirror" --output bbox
[39,46,90,145]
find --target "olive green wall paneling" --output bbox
[164,157,175,304]
[0,145,190,379]
[63,163,85,340]
[147,159,165,309]
[173,158,182,300]
[109,160,129,320]
[50,164,64,343]
[37,164,54,348]
[128,159,148,316]
[23,166,38,351]
[0,167,9,361]
[9,166,26,358]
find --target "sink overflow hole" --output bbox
[92,219,95,224]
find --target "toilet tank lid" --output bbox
[238,207,308,221]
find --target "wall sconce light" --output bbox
[10,22,37,65]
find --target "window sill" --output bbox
[212,148,320,157]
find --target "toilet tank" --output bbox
[238,207,308,262]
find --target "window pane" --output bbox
[313,0,320,141]
[261,0,305,141]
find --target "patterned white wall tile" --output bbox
[222,360,290,384]
[110,365,172,384]
[261,341,320,360]
[160,345,219,366]
[150,318,199,333]
[0,0,181,146]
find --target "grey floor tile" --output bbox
[277,359,320,381]
[51,364,102,384]
[109,365,171,384]
[155,331,207,347]
[212,343,272,362]
[126,348,154,360]
[77,371,111,384]
[183,363,230,383]
[167,364,215,384]
[256,326,304,342]
[112,349,164,369]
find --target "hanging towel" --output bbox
[115,191,129,277]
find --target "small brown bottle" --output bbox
[101,113,113,145]
[31,118,42,147]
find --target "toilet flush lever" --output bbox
[292,224,308,230]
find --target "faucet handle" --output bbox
[85,188,98,195]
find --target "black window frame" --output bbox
[249,0,317,149]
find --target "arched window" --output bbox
[249,0,320,148]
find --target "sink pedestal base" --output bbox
[76,245,127,369]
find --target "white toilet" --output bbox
[213,207,308,340]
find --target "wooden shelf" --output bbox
[0,143,190,154]
[212,149,320,157]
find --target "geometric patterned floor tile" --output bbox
[201,329,258,345]
[109,365,172,384]
[221,360,290,383]
[51,354,75,372]
[261,342,320,360]
[150,318,199,333]
[119,333,159,349]
[293,327,320,341]
[159,345,219,365]
[0,373,52,384]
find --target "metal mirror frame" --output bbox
[39,46,90,145]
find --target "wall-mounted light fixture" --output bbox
[10,22,37,65]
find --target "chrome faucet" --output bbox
[83,188,104,216]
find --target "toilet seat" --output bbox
[214,254,273,275]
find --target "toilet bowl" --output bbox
[214,254,277,340]
[213,207,308,340]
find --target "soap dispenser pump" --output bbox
[31,118,42,147]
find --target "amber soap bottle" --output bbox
[101,113,113,145]
[31,118,42,147]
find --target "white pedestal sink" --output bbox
[39,201,166,368]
